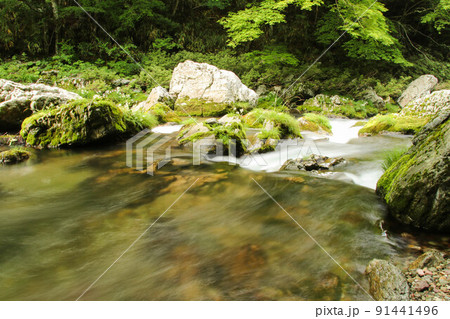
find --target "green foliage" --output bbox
[382,147,409,172]
[420,0,450,33]
[359,114,429,136]
[374,76,412,99]
[244,109,301,138]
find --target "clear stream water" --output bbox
[0,120,446,300]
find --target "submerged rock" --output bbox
[20,99,156,148]
[398,75,438,108]
[169,60,258,116]
[376,110,450,232]
[280,154,345,171]
[0,148,31,164]
[366,259,410,301]
[0,79,81,131]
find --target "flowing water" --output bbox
[0,120,442,301]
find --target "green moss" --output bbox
[179,119,248,155]
[381,147,409,171]
[0,148,31,164]
[20,99,158,148]
[359,114,429,136]
[174,98,232,117]
[244,109,302,138]
[258,128,281,140]
[299,113,332,133]
[377,153,416,203]
[146,103,180,123]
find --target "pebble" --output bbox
[417,269,425,276]
[414,279,430,292]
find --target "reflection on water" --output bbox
[0,121,441,301]
[0,138,412,301]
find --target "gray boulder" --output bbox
[401,90,450,117]
[398,75,438,108]
[366,259,410,301]
[169,60,258,116]
[364,87,385,109]
[132,86,173,113]
[0,79,81,131]
[376,110,450,232]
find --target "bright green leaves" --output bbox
[221,0,411,65]
[421,0,450,33]
[219,0,323,48]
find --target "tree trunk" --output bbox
[50,0,60,55]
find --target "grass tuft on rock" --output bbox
[381,147,409,171]
[298,113,332,133]
[244,109,301,138]
[359,114,429,136]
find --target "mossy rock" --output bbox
[298,113,332,133]
[359,114,429,136]
[244,109,302,139]
[376,110,450,232]
[0,148,31,164]
[174,98,233,117]
[149,103,181,123]
[178,115,247,157]
[20,99,158,148]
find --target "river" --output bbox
[0,119,444,300]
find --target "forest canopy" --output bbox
[0,0,448,88]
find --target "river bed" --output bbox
[0,119,444,300]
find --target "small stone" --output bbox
[417,269,425,276]
[424,269,433,276]
[414,279,430,292]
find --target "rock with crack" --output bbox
[0,79,81,132]
[280,154,345,171]
[170,60,258,116]
[398,75,438,108]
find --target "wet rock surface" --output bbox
[366,259,410,301]
[280,154,345,171]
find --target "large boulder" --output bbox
[398,75,438,108]
[132,86,173,113]
[20,99,154,148]
[401,90,450,117]
[366,259,410,301]
[169,60,258,116]
[376,110,450,232]
[0,79,81,131]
